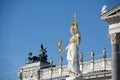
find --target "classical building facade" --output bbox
[18,4,120,80]
[18,53,112,80]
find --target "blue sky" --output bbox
[0,0,119,80]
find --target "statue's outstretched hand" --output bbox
[59,48,63,53]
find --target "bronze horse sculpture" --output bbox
[28,44,48,63]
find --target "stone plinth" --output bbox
[66,76,85,80]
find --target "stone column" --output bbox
[109,33,120,80]
[102,48,106,70]
[37,69,40,80]
[18,69,23,80]
[80,52,83,75]
[59,56,63,78]
[91,51,94,72]
[50,58,53,80]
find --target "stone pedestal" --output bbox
[66,76,85,80]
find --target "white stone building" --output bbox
[18,57,112,80]
[18,4,120,80]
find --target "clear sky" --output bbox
[0,0,119,80]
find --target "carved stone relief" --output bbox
[109,33,120,44]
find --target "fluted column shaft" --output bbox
[109,33,120,80]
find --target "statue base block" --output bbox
[66,76,85,80]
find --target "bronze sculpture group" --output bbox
[28,44,48,63]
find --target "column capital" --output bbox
[109,32,120,44]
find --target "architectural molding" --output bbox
[101,4,120,20]
[108,32,120,44]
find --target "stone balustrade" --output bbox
[40,58,111,79]
[19,55,112,80]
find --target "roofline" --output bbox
[100,4,120,19]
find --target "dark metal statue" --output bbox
[39,44,48,62]
[28,44,48,63]
[28,52,39,63]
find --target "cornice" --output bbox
[101,4,120,20]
